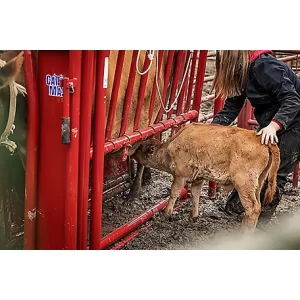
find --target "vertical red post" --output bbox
[64,50,82,250]
[184,50,198,113]
[105,50,125,140]
[148,50,164,124]
[208,94,224,199]
[175,51,190,116]
[238,99,252,129]
[120,50,138,136]
[133,52,152,130]
[167,50,185,119]
[155,50,176,123]
[90,50,109,250]
[293,164,299,188]
[77,51,95,250]
[23,50,39,250]
[192,50,208,119]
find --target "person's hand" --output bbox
[256,121,281,145]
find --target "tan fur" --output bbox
[133,123,281,234]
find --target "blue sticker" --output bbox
[46,74,64,97]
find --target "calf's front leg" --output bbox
[165,176,185,218]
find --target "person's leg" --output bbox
[219,126,300,221]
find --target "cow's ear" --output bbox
[0,51,24,88]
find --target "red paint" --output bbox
[90,51,110,250]
[36,51,69,249]
[133,53,152,130]
[64,51,82,249]
[106,50,125,140]
[77,51,95,250]
[23,51,39,250]
[120,50,138,136]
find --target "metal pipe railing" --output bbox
[90,50,110,250]
[64,50,82,250]
[77,50,95,250]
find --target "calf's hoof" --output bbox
[189,214,199,223]
[164,207,173,219]
[142,170,152,186]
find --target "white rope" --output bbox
[0,58,27,154]
[136,50,194,114]
[155,50,193,113]
[136,50,155,75]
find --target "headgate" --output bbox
[0,50,299,250]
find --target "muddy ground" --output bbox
[102,55,300,250]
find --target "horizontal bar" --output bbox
[90,110,198,157]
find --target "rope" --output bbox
[0,58,27,154]
[156,50,193,113]
[136,50,194,114]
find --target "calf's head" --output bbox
[132,138,162,167]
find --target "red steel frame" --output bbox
[19,49,300,250]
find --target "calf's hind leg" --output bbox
[235,179,261,234]
[190,180,204,220]
[165,176,185,218]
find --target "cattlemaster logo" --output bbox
[46,74,64,97]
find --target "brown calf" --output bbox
[133,123,280,234]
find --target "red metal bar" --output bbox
[23,50,39,250]
[155,50,176,123]
[184,50,198,112]
[90,50,110,250]
[167,50,185,119]
[64,50,82,250]
[99,199,169,249]
[274,50,300,54]
[293,164,299,188]
[77,50,95,250]
[148,50,164,124]
[110,223,152,250]
[134,52,152,130]
[106,50,125,140]
[175,52,190,116]
[192,50,208,118]
[120,50,138,136]
[108,197,191,250]
[90,110,199,157]
[208,94,224,199]
[238,99,252,130]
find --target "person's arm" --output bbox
[211,95,246,126]
[254,57,300,131]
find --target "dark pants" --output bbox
[223,125,300,223]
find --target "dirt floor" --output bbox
[101,55,300,250]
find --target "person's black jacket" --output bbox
[211,53,300,134]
